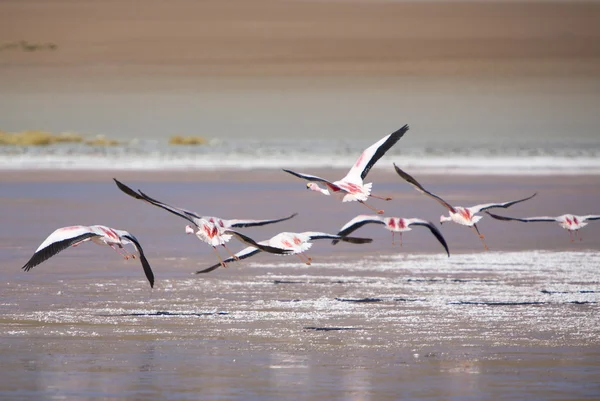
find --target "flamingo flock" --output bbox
[21,124,598,288]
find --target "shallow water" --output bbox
[2,251,600,400]
[2,174,600,399]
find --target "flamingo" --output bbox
[113,179,294,267]
[393,164,536,250]
[195,232,372,274]
[485,212,600,242]
[283,124,409,214]
[22,225,155,288]
[331,214,450,256]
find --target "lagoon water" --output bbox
[2,174,600,400]
[2,249,600,400]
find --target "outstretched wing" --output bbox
[299,231,373,244]
[344,124,409,182]
[194,246,262,274]
[113,178,200,226]
[226,213,298,228]
[282,169,342,191]
[225,230,292,255]
[470,193,537,214]
[22,226,100,271]
[332,215,385,245]
[405,218,450,257]
[582,215,600,221]
[485,212,557,223]
[393,164,455,212]
[121,234,155,288]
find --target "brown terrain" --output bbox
[1,0,600,91]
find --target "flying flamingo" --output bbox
[195,232,372,274]
[22,225,155,288]
[485,212,600,242]
[283,125,409,214]
[393,164,536,250]
[113,179,294,267]
[331,214,450,256]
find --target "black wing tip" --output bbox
[393,163,407,175]
[194,265,221,274]
[340,236,373,244]
[391,124,410,137]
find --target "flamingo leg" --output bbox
[577,230,583,241]
[391,232,395,245]
[110,244,131,260]
[212,247,227,268]
[222,244,240,261]
[569,230,575,243]
[471,224,489,251]
[399,232,403,247]
[359,200,384,214]
[370,194,393,201]
[296,253,311,266]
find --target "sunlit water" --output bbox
[2,251,599,400]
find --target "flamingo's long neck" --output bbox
[309,183,330,196]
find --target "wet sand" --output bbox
[1,170,600,400]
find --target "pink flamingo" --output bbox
[331,214,450,256]
[394,164,536,250]
[486,212,600,242]
[22,225,155,288]
[195,231,372,273]
[283,125,409,214]
[114,179,295,267]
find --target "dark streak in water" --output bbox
[336,297,382,303]
[449,301,547,306]
[336,297,424,303]
[408,278,496,283]
[304,327,362,331]
[99,311,229,317]
[541,290,599,294]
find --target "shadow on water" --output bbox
[335,297,424,303]
[449,301,596,306]
[98,311,229,317]
[303,327,363,332]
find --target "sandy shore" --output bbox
[1,0,600,92]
